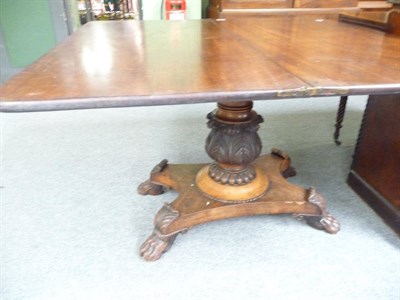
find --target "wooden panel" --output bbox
[351,95,400,207]
[339,11,391,32]
[294,0,358,8]
[388,8,400,35]
[338,5,399,35]
[348,170,400,233]
[221,0,293,9]
[357,1,394,10]
[348,94,400,233]
[211,0,359,18]
[220,7,360,19]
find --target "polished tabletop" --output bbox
[1,16,399,112]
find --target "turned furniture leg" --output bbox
[334,96,348,145]
[138,101,340,261]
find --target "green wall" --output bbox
[0,0,57,67]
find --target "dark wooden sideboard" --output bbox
[208,0,359,18]
[347,94,400,233]
[339,1,400,35]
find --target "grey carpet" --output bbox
[1,96,399,300]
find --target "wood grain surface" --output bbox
[1,16,399,112]
[219,16,400,88]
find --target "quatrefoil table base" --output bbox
[137,101,340,261]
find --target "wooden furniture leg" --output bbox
[138,101,340,261]
[334,96,348,145]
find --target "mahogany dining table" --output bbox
[1,16,399,261]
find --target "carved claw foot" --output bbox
[271,148,297,178]
[140,203,186,261]
[140,231,178,261]
[282,166,297,178]
[301,214,340,234]
[294,187,340,234]
[137,159,169,195]
[137,179,165,195]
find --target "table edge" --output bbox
[1,84,399,112]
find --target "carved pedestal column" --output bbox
[196,101,269,202]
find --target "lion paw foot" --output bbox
[303,214,340,234]
[140,232,177,261]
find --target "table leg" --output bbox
[138,101,340,261]
[334,96,348,145]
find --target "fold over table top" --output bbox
[1,16,399,112]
